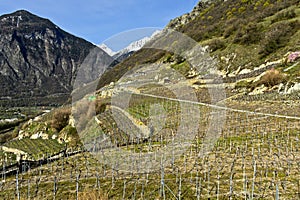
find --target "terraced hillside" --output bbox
[0,84,300,199]
[0,0,300,199]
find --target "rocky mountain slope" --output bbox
[97,0,300,95]
[0,10,112,106]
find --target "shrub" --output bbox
[95,99,110,115]
[207,16,214,20]
[234,23,262,44]
[260,20,300,57]
[207,38,226,52]
[223,18,244,38]
[271,9,296,23]
[263,1,270,7]
[238,6,246,13]
[51,107,71,131]
[227,11,233,19]
[224,25,236,38]
[257,68,286,87]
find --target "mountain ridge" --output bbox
[0,10,113,106]
[99,30,161,63]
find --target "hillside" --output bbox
[0,1,300,199]
[0,10,113,106]
[97,0,300,92]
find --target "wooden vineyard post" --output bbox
[275,182,279,200]
[122,180,126,200]
[178,173,182,200]
[251,160,257,200]
[27,179,30,199]
[76,170,80,200]
[2,160,5,184]
[53,176,57,200]
[160,156,165,200]
[16,170,20,200]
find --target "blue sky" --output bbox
[0,0,198,50]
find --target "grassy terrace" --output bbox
[3,138,66,160]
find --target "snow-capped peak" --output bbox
[99,30,161,57]
[98,44,116,56]
[118,30,161,54]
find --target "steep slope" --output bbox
[97,0,300,90]
[177,0,300,71]
[1,2,300,199]
[0,10,112,106]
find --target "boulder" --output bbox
[249,85,268,95]
[239,68,252,75]
[287,83,300,94]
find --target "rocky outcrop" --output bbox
[1,146,28,161]
[167,1,208,29]
[278,82,300,94]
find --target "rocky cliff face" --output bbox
[0,10,112,106]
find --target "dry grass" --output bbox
[78,188,108,200]
[50,107,71,131]
[258,68,286,87]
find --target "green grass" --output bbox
[170,61,191,77]
[3,138,66,160]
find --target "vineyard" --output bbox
[0,0,299,199]
[2,138,66,160]
[0,89,299,199]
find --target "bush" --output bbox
[233,23,262,44]
[223,18,245,38]
[95,99,110,115]
[271,9,296,23]
[51,107,71,131]
[207,38,226,52]
[260,20,300,57]
[257,68,286,87]
[238,6,246,13]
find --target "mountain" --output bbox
[98,44,116,56]
[0,10,113,106]
[97,0,300,92]
[100,30,160,62]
